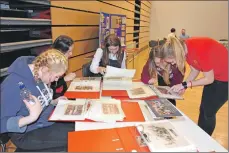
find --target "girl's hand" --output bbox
[148,78,156,84]
[98,67,106,75]
[170,84,184,93]
[51,96,68,106]
[64,73,76,82]
[178,89,186,95]
[23,95,42,121]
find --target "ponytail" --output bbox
[166,35,186,75]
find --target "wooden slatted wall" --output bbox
[50,0,151,77]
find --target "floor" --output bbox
[3,49,228,152]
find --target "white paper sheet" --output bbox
[49,99,88,121]
[87,99,126,122]
[127,82,157,99]
[137,121,197,152]
[67,77,101,92]
[103,66,136,90]
[104,66,136,78]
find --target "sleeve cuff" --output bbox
[7,116,27,133]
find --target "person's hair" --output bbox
[171,28,176,33]
[161,35,186,76]
[53,35,74,54]
[32,49,68,80]
[102,34,122,66]
[148,45,172,85]
[148,46,163,79]
[148,35,186,84]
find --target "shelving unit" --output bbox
[1,39,52,53]
[0,0,52,81]
[0,17,51,25]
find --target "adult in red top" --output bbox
[186,37,228,82]
[167,37,228,136]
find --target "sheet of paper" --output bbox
[145,99,183,118]
[87,99,125,122]
[149,85,183,100]
[103,66,135,90]
[67,77,101,92]
[49,99,88,121]
[127,82,157,99]
[137,121,197,152]
[103,79,133,90]
[104,66,136,78]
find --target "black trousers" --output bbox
[9,122,75,152]
[157,75,176,106]
[198,80,228,136]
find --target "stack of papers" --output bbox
[49,99,88,121]
[137,121,197,152]
[86,99,126,123]
[67,77,101,92]
[65,77,101,99]
[49,99,126,123]
[103,66,136,90]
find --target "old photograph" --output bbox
[64,104,83,115]
[102,103,120,114]
[130,87,146,95]
[75,85,93,90]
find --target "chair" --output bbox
[0,133,11,152]
[82,62,95,77]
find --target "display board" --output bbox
[99,12,126,49]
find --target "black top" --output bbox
[50,76,67,99]
[99,51,124,68]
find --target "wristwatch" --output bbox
[182,81,188,89]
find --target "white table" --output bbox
[75,99,228,152]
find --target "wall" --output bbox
[150,1,228,40]
[50,0,151,78]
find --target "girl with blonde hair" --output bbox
[141,38,185,106]
[1,49,74,151]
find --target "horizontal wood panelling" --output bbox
[140,8,150,17]
[72,39,99,57]
[140,13,150,22]
[126,27,134,34]
[50,0,152,75]
[126,34,134,42]
[51,8,99,25]
[126,18,134,26]
[140,27,149,32]
[141,2,151,13]
[140,20,150,27]
[139,36,150,44]
[52,27,99,40]
[104,1,135,13]
[51,7,134,26]
[139,32,150,38]
[51,1,135,18]
[68,52,95,73]
[140,7,150,15]
[139,41,149,50]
